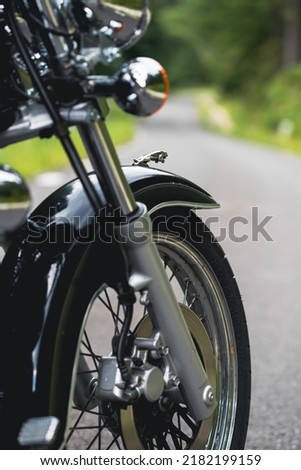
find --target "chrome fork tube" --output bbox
[79,119,216,420]
[78,120,137,216]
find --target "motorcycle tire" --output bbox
[54,208,251,450]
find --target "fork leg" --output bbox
[115,203,217,421]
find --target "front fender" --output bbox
[0,165,219,447]
[29,165,219,231]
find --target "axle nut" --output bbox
[203,385,215,406]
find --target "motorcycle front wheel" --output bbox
[62,209,251,450]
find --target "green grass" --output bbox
[195,83,301,155]
[0,101,135,178]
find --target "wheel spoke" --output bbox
[76,369,98,376]
[69,425,100,431]
[106,434,122,450]
[169,422,191,444]
[156,433,170,449]
[169,430,181,449]
[87,428,103,450]
[177,413,183,448]
[163,256,168,270]
[72,407,104,416]
[183,279,191,305]
[169,266,178,282]
[83,332,99,370]
[175,405,199,433]
[188,294,198,309]
[98,407,102,450]
[67,384,98,442]
[97,293,124,332]
[105,290,121,335]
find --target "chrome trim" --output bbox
[0,102,101,148]
[80,1,151,63]
[149,201,220,216]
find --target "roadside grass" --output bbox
[0,101,135,178]
[195,85,301,155]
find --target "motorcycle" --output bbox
[0,0,251,450]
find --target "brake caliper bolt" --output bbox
[159,346,169,356]
[140,290,150,306]
[89,109,100,121]
[168,374,180,387]
[203,385,215,406]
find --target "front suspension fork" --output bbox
[114,204,217,420]
[78,114,216,421]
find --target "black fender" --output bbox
[0,165,219,447]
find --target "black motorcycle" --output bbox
[0,0,251,450]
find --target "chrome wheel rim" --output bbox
[66,233,238,449]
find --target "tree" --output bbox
[283,0,301,67]
[132,0,299,92]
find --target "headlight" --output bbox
[72,0,151,63]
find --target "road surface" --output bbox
[30,96,301,449]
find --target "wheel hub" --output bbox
[120,304,216,449]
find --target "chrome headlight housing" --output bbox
[71,0,151,63]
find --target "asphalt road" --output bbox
[30,96,301,450]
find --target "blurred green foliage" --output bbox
[131,0,285,92]
[263,67,301,133]
[196,65,301,154]
[130,0,301,151]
